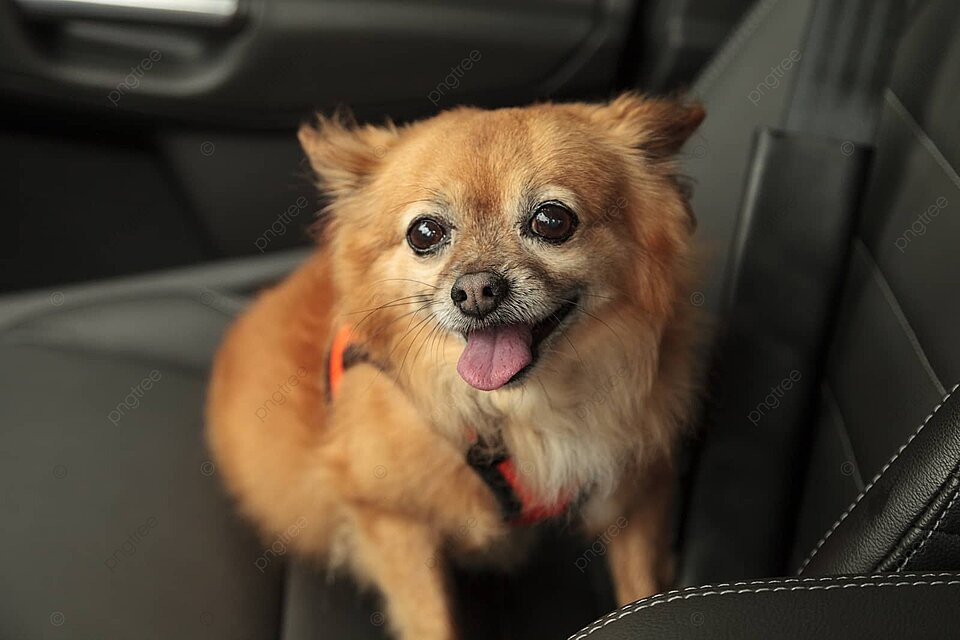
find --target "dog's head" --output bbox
[300,94,703,392]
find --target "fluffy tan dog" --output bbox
[206,94,704,640]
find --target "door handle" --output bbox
[14,0,240,28]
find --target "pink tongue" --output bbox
[457,325,533,391]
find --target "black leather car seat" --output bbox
[3,0,960,637]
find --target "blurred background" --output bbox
[1,0,755,293]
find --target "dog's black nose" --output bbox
[451,272,508,318]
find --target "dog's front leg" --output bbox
[584,457,675,606]
[330,364,505,542]
[352,508,457,640]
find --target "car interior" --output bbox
[3,0,960,638]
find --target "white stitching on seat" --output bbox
[795,383,960,574]
[896,483,960,571]
[568,575,960,640]
[570,573,960,638]
[585,571,958,611]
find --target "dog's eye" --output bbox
[528,203,578,242]
[407,217,447,254]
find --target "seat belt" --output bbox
[679,0,907,583]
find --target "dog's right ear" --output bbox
[298,113,399,199]
[589,93,705,162]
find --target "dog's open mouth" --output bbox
[456,297,578,391]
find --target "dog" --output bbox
[206,93,704,640]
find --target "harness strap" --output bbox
[494,457,569,525]
[327,325,352,399]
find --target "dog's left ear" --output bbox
[298,113,400,199]
[590,93,705,160]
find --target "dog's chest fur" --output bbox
[405,342,659,508]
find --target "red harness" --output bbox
[327,325,571,525]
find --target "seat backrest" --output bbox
[789,0,960,574]
[678,0,960,583]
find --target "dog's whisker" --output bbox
[432,321,452,368]
[533,373,556,406]
[367,278,440,291]
[561,298,626,347]
[424,320,448,373]
[552,311,587,373]
[381,305,432,360]
[537,347,580,370]
[413,317,444,371]
[361,304,434,393]
[350,299,433,334]
[345,289,432,314]
[393,312,437,384]
[411,322,435,372]
[579,292,617,302]
[398,310,436,370]
[343,294,433,317]
[364,302,434,342]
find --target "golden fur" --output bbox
[206,94,705,640]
